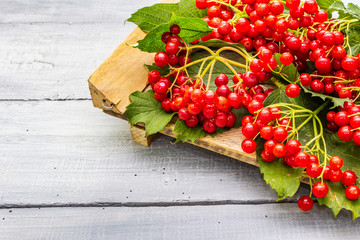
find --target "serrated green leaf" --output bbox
[137,13,212,53]
[317,0,340,12]
[329,1,360,19]
[273,53,299,83]
[347,26,360,56]
[173,119,207,143]
[127,3,178,33]
[177,0,208,18]
[258,158,304,201]
[317,182,360,220]
[127,0,207,33]
[145,63,170,76]
[301,84,350,108]
[125,91,176,136]
[257,86,320,200]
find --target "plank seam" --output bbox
[0,98,92,102]
[0,200,311,209]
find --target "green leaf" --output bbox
[258,158,304,201]
[173,119,207,143]
[177,0,207,18]
[318,182,360,220]
[145,63,170,76]
[257,86,319,200]
[329,1,360,19]
[125,91,176,136]
[300,84,350,108]
[137,13,212,53]
[258,86,360,217]
[347,26,360,56]
[272,53,299,83]
[317,0,340,12]
[127,3,178,33]
[127,0,207,33]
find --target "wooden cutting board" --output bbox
[87,0,309,183]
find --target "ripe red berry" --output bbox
[314,9,328,23]
[341,57,358,72]
[329,156,343,170]
[345,185,360,200]
[203,119,217,133]
[286,139,301,155]
[342,170,358,187]
[338,125,354,142]
[274,126,288,142]
[298,196,314,211]
[218,21,232,36]
[195,0,208,9]
[260,125,274,140]
[170,24,181,35]
[295,152,310,168]
[261,150,277,162]
[304,0,318,14]
[273,143,287,157]
[313,182,329,198]
[241,139,257,153]
[280,52,294,66]
[334,111,350,127]
[154,52,169,67]
[329,169,343,182]
[299,73,312,87]
[285,84,301,98]
[307,163,321,178]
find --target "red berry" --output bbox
[217,21,232,36]
[215,112,228,127]
[195,0,208,9]
[286,0,300,10]
[342,171,357,187]
[215,74,229,87]
[304,0,318,14]
[203,119,217,133]
[307,163,321,178]
[161,99,172,112]
[334,111,350,127]
[261,150,277,162]
[260,125,275,140]
[248,100,263,115]
[295,152,310,168]
[170,24,181,35]
[341,57,358,72]
[242,123,258,139]
[154,52,169,67]
[312,182,328,198]
[280,52,294,66]
[286,139,301,155]
[314,10,328,23]
[274,126,288,142]
[329,169,343,182]
[165,42,179,55]
[329,156,343,170]
[298,196,314,211]
[148,70,161,84]
[286,84,301,98]
[186,115,199,128]
[345,185,360,200]
[354,131,360,146]
[270,1,284,14]
[273,143,287,157]
[300,73,312,87]
[338,125,354,142]
[241,139,257,153]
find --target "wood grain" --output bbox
[0,101,311,206]
[0,205,359,240]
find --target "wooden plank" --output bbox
[0,101,309,205]
[0,23,139,100]
[0,0,158,24]
[0,205,359,239]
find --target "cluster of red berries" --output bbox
[154,24,191,69]
[299,155,360,211]
[326,102,360,146]
[240,106,360,210]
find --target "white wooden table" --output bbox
[1,0,360,239]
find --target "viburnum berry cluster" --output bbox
[128,0,360,218]
[326,102,360,146]
[241,101,360,210]
[150,24,276,132]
